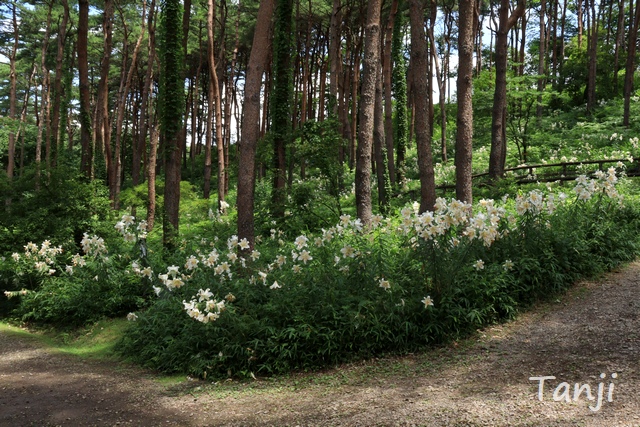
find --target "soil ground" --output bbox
[1,261,639,427]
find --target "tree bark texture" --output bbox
[356,0,382,226]
[409,0,437,212]
[237,0,276,249]
[456,0,476,202]
[489,0,526,179]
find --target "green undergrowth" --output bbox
[2,166,640,382]
[113,172,640,379]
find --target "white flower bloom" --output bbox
[227,235,239,250]
[198,288,214,301]
[340,245,355,258]
[219,262,230,273]
[503,259,514,271]
[185,256,199,270]
[294,235,309,249]
[422,296,434,308]
[378,278,391,290]
[473,259,485,270]
[270,281,281,289]
[170,278,185,289]
[167,265,180,277]
[401,207,413,219]
[122,215,135,225]
[298,250,313,264]
[127,312,138,321]
[238,238,250,250]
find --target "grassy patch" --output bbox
[0,318,128,360]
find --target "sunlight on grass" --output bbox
[0,318,128,360]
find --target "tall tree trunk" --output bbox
[410,0,437,211]
[392,7,408,186]
[237,0,275,249]
[271,0,294,218]
[329,0,342,118]
[147,118,159,231]
[160,0,185,248]
[488,0,526,179]
[34,3,52,183]
[537,0,546,119]
[456,0,476,202]
[95,0,114,189]
[577,0,583,48]
[557,0,568,89]
[428,18,447,165]
[134,0,157,187]
[613,0,626,93]
[7,1,19,185]
[78,0,92,177]
[112,1,147,208]
[204,78,214,198]
[204,0,226,211]
[356,0,382,226]
[374,53,388,214]
[350,28,363,170]
[383,0,398,185]
[51,0,69,168]
[624,0,640,126]
[223,2,240,188]
[586,0,598,113]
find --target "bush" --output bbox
[116,169,640,378]
[0,165,113,254]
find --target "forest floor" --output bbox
[1,262,640,427]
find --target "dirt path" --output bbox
[2,262,639,427]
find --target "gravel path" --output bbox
[1,262,639,426]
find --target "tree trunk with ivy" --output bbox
[374,55,388,214]
[78,0,92,178]
[7,1,19,185]
[624,0,640,126]
[270,0,294,219]
[392,3,407,187]
[160,0,185,248]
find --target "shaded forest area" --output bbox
[2,0,639,247]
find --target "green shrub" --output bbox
[116,169,640,378]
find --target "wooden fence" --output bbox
[436,157,639,190]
